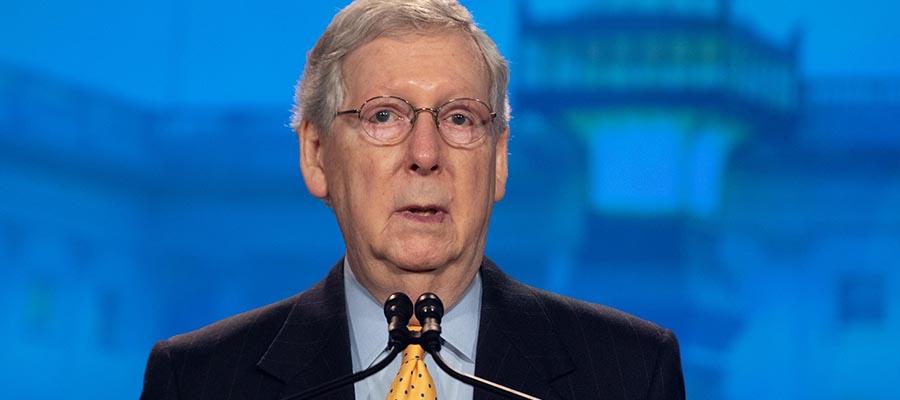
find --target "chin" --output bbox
[386,241,456,272]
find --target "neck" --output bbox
[345,251,482,317]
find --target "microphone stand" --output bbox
[279,332,542,400]
[426,348,540,400]
[280,346,403,400]
[280,292,415,400]
[415,293,542,400]
[281,292,542,400]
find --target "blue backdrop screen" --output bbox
[2,0,898,398]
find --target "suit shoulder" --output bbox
[479,261,685,397]
[156,292,300,357]
[526,284,675,345]
[480,260,675,345]
[141,293,304,399]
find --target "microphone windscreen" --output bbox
[415,292,444,323]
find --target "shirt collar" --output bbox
[343,257,482,369]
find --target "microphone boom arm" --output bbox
[427,348,541,400]
[280,346,402,400]
[280,291,542,400]
[416,293,541,400]
[280,293,415,400]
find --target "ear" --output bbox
[493,128,509,202]
[298,120,329,199]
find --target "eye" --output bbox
[370,109,399,124]
[442,109,478,127]
[440,100,487,128]
[449,113,471,126]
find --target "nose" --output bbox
[406,109,442,175]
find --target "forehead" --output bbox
[341,32,490,104]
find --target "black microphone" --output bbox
[280,292,413,400]
[414,293,443,352]
[414,293,541,400]
[385,292,414,348]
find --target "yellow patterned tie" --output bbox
[386,327,437,400]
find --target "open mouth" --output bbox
[398,205,448,222]
[404,206,442,215]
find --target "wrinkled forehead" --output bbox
[340,29,491,99]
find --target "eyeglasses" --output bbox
[335,96,497,147]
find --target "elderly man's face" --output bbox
[301,32,508,277]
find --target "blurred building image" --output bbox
[721,76,900,399]
[1,0,898,398]
[0,62,340,397]
[508,1,801,397]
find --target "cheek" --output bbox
[456,153,496,211]
[340,149,401,218]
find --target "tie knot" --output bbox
[404,325,426,360]
[388,325,437,400]
[403,344,426,361]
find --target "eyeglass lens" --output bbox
[358,97,492,145]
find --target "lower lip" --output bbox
[399,210,447,223]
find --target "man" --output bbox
[140,1,686,399]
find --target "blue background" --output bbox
[1,0,898,398]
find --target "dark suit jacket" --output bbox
[140,259,685,399]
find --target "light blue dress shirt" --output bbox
[344,258,481,400]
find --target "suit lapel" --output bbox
[257,260,355,400]
[474,259,575,400]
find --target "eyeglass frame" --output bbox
[334,95,498,148]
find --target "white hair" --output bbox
[290,0,510,135]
